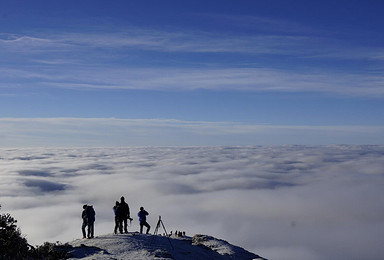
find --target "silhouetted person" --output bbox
[113,201,123,234]
[86,205,96,238]
[81,204,88,239]
[138,206,150,234]
[120,196,132,233]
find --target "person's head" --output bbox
[115,201,119,206]
[83,204,87,209]
[120,196,125,202]
[140,206,144,211]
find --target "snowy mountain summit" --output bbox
[66,233,267,260]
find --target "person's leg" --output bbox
[88,222,95,238]
[82,222,87,238]
[123,218,128,233]
[144,222,151,234]
[114,217,119,234]
[87,222,91,238]
[92,222,94,237]
[118,218,123,233]
[140,223,143,234]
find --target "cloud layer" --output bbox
[1,145,384,260]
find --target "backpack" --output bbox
[87,206,96,222]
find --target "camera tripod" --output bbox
[150,216,174,250]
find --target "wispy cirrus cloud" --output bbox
[197,13,315,34]
[1,24,384,97]
[1,66,383,97]
[2,30,311,54]
[1,26,383,60]
[0,34,71,52]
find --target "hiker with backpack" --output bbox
[86,205,96,238]
[113,201,123,234]
[120,196,132,233]
[81,204,88,239]
[81,204,96,239]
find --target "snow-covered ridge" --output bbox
[66,233,267,260]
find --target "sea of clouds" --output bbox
[1,145,384,260]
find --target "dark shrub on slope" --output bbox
[0,205,30,259]
[0,204,72,260]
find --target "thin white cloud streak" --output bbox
[1,118,384,147]
[1,146,384,260]
[201,13,315,34]
[1,66,383,97]
[1,31,321,55]
[1,26,384,96]
[1,27,384,60]
[58,32,319,56]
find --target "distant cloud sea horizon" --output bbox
[1,117,384,147]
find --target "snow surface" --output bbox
[66,233,267,260]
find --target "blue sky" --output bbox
[1,0,384,146]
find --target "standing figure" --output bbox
[86,205,96,238]
[138,206,150,234]
[120,196,132,233]
[113,201,123,234]
[81,204,88,239]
